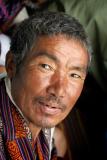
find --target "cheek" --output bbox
[67,84,84,107]
[25,72,51,94]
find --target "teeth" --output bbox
[46,105,56,109]
[39,101,57,109]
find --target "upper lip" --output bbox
[39,101,61,110]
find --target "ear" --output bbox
[5,51,16,78]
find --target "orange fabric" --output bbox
[6,141,23,160]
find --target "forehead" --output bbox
[29,35,89,67]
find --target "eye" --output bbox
[39,63,53,71]
[70,73,82,79]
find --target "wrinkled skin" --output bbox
[6,35,89,138]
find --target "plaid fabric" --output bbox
[0,79,57,160]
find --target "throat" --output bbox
[28,123,41,141]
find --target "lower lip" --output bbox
[39,103,61,115]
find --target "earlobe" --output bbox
[5,51,16,78]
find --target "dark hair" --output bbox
[11,11,92,70]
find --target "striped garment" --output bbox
[0,79,57,160]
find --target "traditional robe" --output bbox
[0,78,57,160]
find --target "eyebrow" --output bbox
[35,51,59,62]
[69,65,88,74]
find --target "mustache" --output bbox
[33,94,66,111]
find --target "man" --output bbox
[0,11,91,159]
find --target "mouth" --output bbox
[38,101,62,115]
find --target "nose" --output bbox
[46,72,68,98]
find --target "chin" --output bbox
[34,117,61,128]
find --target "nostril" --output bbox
[49,93,64,101]
[47,82,66,99]
[50,93,56,97]
[49,93,57,101]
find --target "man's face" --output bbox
[7,35,89,129]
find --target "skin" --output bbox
[6,35,89,140]
[0,65,6,74]
[54,126,67,157]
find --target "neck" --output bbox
[28,123,41,141]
